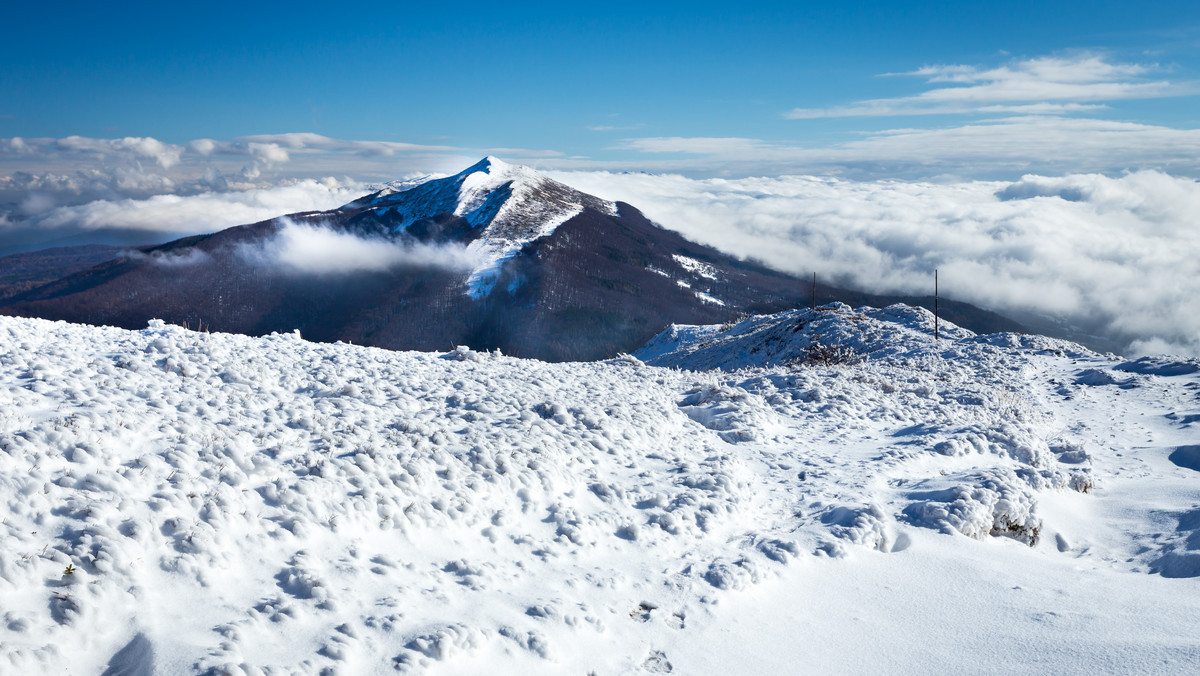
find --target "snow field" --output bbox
[0,319,759,674]
[1,304,1199,673]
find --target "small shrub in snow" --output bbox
[903,469,1044,546]
[441,345,483,362]
[605,353,643,367]
[1069,472,1094,494]
[787,343,861,368]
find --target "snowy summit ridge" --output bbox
[347,157,618,297]
[637,302,982,370]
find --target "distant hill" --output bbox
[0,244,127,302]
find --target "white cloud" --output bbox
[53,135,184,168]
[230,133,563,160]
[787,53,1184,119]
[1,137,34,154]
[0,167,184,213]
[248,142,290,164]
[19,179,366,235]
[124,247,212,267]
[241,218,481,275]
[586,124,645,132]
[605,116,1200,178]
[188,138,217,155]
[834,117,1200,173]
[614,137,777,155]
[547,168,1200,357]
[9,116,1200,196]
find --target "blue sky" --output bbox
[3,0,1200,176]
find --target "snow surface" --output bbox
[2,306,1200,674]
[671,255,719,281]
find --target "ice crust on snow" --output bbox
[2,306,1200,673]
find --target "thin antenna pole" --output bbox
[812,272,816,311]
[934,269,939,341]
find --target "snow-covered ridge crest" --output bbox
[347,156,618,297]
[636,302,1096,371]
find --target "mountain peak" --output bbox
[344,157,618,298]
[461,155,515,176]
[455,156,549,195]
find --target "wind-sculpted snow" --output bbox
[2,307,1199,673]
[636,302,983,370]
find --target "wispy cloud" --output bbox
[238,218,480,275]
[125,247,212,267]
[0,178,368,255]
[26,179,364,233]
[613,137,780,155]
[605,116,1200,178]
[786,54,1185,119]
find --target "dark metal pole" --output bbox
[934,269,939,341]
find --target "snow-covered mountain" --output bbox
[0,158,1020,360]
[3,306,1198,674]
[343,157,618,297]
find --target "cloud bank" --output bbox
[0,178,369,255]
[0,133,560,252]
[4,121,1197,357]
[239,219,480,276]
[31,179,366,234]
[549,169,1200,358]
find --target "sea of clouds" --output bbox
[0,134,1196,357]
[551,169,1200,357]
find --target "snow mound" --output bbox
[1114,356,1200,377]
[635,303,971,370]
[903,467,1086,546]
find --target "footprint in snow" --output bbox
[643,650,673,673]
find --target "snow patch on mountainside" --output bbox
[672,254,719,280]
